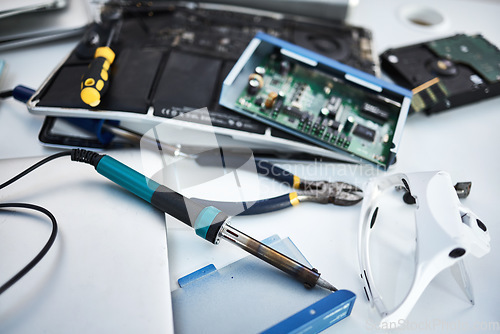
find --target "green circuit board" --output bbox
[235,55,402,166]
[427,34,500,84]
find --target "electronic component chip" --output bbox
[326,119,340,131]
[361,103,389,122]
[353,124,376,142]
[284,106,303,119]
[220,33,412,169]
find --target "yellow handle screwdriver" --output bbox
[80,26,117,107]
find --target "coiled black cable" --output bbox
[0,203,58,295]
[0,149,101,295]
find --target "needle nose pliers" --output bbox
[191,160,363,216]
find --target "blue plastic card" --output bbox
[171,235,355,333]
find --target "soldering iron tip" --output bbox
[316,277,338,292]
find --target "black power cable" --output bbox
[0,151,72,295]
[0,90,13,99]
[0,203,58,295]
[0,86,112,294]
[0,151,72,189]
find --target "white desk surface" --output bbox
[0,153,174,333]
[1,0,499,333]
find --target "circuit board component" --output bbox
[427,34,500,83]
[220,33,412,169]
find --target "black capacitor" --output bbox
[343,116,355,133]
[320,107,330,117]
[255,66,266,76]
[247,78,261,95]
[280,60,291,76]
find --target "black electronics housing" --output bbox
[380,34,500,115]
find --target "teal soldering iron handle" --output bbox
[73,150,228,244]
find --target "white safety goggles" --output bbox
[358,171,490,327]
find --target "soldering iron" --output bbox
[70,149,337,291]
[0,148,337,293]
